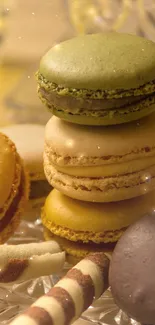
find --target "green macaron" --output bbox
[37,33,155,126]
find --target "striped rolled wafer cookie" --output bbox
[0,241,65,283]
[9,252,110,325]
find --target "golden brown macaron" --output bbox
[42,189,155,263]
[0,132,29,243]
[0,124,51,221]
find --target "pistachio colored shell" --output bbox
[40,33,155,90]
[52,105,155,126]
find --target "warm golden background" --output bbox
[0,0,154,125]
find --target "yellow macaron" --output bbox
[0,132,29,243]
[42,189,155,261]
[44,228,114,265]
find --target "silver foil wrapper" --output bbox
[0,220,140,325]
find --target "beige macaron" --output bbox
[44,115,155,202]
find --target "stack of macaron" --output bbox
[36,32,155,263]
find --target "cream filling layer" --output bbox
[52,156,155,177]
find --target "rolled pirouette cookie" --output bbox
[0,241,65,283]
[9,252,110,325]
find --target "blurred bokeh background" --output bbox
[0,0,155,126]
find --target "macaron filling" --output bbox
[37,72,155,99]
[39,85,150,110]
[38,83,155,111]
[30,180,51,199]
[51,155,155,178]
[39,88,155,123]
[0,168,25,232]
[38,72,155,124]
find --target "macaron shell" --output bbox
[0,133,18,211]
[52,103,155,126]
[0,124,45,181]
[0,163,29,243]
[51,156,155,178]
[44,160,155,202]
[39,33,155,90]
[45,115,155,166]
[0,134,23,219]
[44,228,113,264]
[41,189,155,243]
